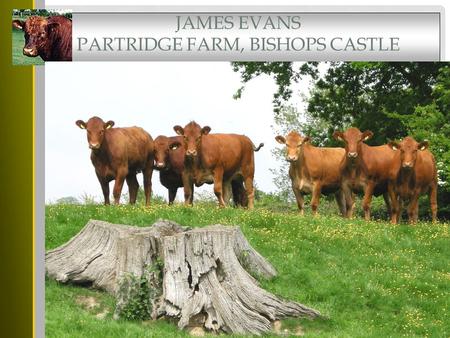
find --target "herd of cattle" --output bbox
[75,116,438,224]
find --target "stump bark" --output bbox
[46,219,320,335]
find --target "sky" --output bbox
[45,62,307,203]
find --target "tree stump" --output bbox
[46,219,320,335]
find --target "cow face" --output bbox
[275,131,310,162]
[13,16,60,57]
[388,137,428,170]
[174,121,210,158]
[154,136,170,170]
[76,117,114,150]
[333,127,373,160]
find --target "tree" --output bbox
[232,62,449,218]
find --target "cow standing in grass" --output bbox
[387,137,438,224]
[171,121,262,209]
[275,131,347,216]
[154,135,250,206]
[333,127,396,220]
[76,116,154,206]
[13,15,72,61]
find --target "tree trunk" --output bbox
[46,219,320,335]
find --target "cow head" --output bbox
[173,121,210,158]
[154,136,171,170]
[13,16,60,57]
[76,116,115,150]
[333,127,373,160]
[388,137,428,170]
[275,131,310,162]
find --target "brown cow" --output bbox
[387,137,438,224]
[76,116,154,206]
[275,131,346,215]
[172,121,259,209]
[154,135,249,206]
[333,127,396,220]
[13,16,72,61]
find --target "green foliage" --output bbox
[115,261,163,321]
[46,204,449,337]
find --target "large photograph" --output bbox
[45,62,449,337]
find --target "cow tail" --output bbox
[253,142,264,152]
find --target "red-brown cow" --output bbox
[387,137,438,224]
[333,127,396,220]
[13,16,72,61]
[172,121,260,209]
[154,135,249,206]
[275,131,346,215]
[76,116,154,206]
[154,135,187,204]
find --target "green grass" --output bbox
[45,202,449,337]
[12,18,44,66]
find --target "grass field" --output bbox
[45,202,449,337]
[12,17,44,66]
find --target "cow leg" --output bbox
[383,192,392,220]
[407,192,420,224]
[335,190,346,217]
[182,172,193,205]
[311,182,322,216]
[397,198,403,223]
[342,184,354,218]
[213,168,226,207]
[362,181,375,221]
[97,174,110,205]
[243,175,255,210]
[126,174,139,205]
[292,186,304,215]
[222,180,232,206]
[113,170,127,205]
[143,164,153,207]
[168,188,177,205]
[387,183,398,224]
[430,181,438,223]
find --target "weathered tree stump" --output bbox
[46,219,320,335]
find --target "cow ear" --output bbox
[104,120,115,129]
[333,131,344,142]
[201,126,211,135]
[76,120,86,129]
[12,20,25,30]
[362,130,373,142]
[388,141,400,151]
[173,125,184,135]
[46,22,60,32]
[302,136,311,144]
[418,141,429,151]
[275,136,286,144]
[169,141,181,150]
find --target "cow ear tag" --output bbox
[420,145,426,151]
[392,145,397,151]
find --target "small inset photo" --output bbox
[12,9,72,65]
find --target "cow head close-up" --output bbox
[275,131,310,162]
[388,137,429,170]
[13,16,60,57]
[173,121,211,158]
[76,117,115,150]
[333,127,373,160]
